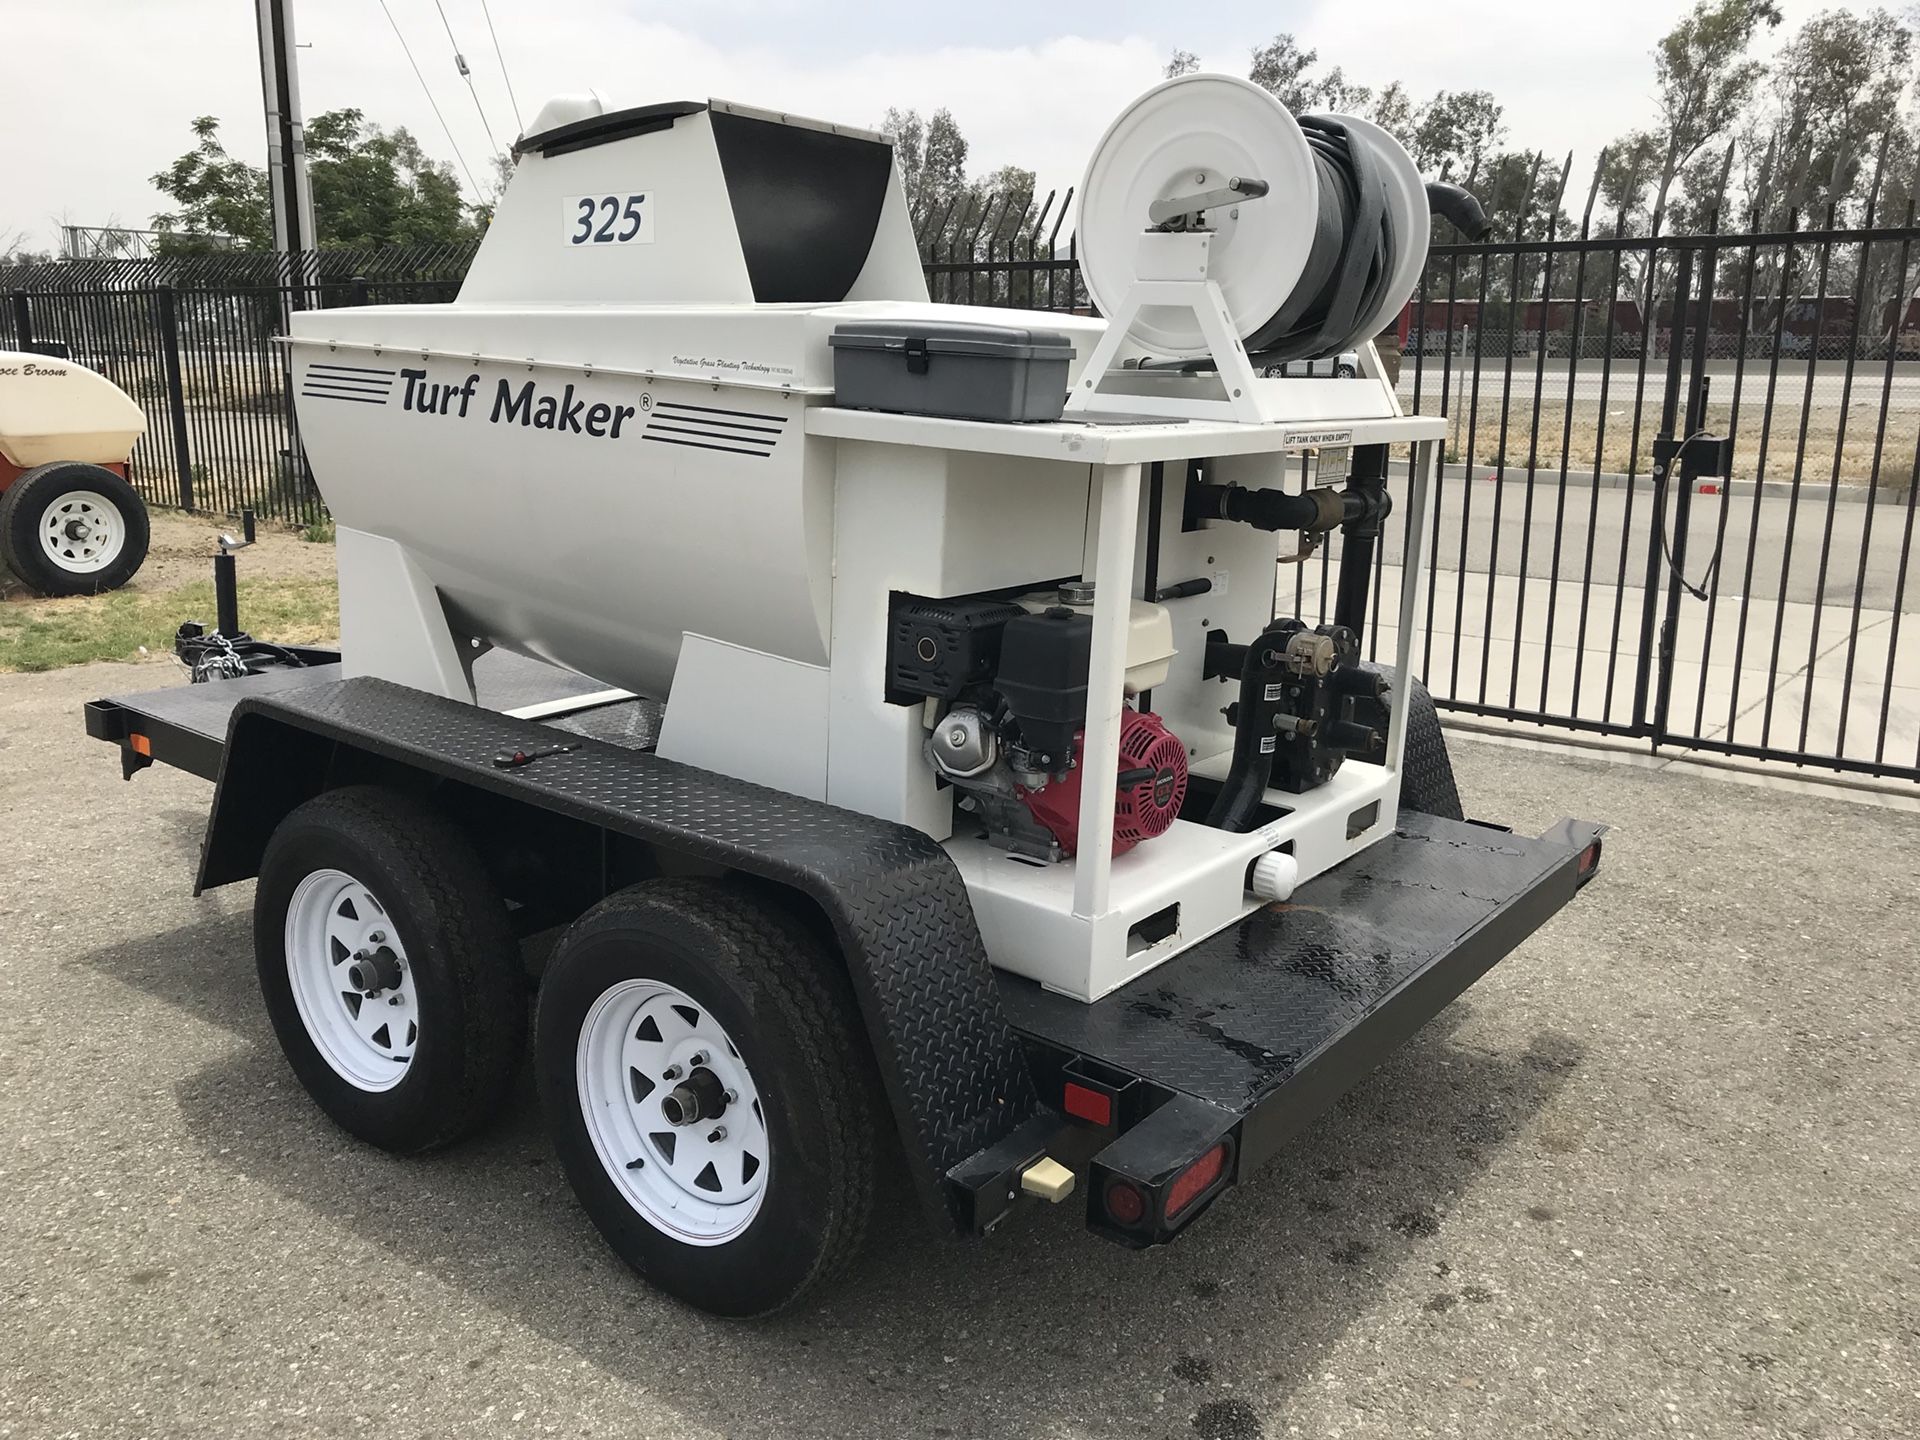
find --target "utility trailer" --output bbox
[85,78,1602,1317]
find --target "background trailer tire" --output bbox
[535,879,884,1318]
[0,461,151,597]
[253,786,527,1152]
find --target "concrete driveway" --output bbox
[2,661,1916,1439]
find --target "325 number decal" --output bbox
[564,193,653,246]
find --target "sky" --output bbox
[0,0,1903,254]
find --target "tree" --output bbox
[303,109,473,248]
[886,106,969,221]
[0,228,55,265]
[1368,81,1416,137]
[1763,7,1914,218]
[1249,34,1320,112]
[1316,66,1373,114]
[151,111,482,253]
[1595,129,1662,229]
[1164,49,1199,79]
[1643,0,1784,233]
[880,107,927,207]
[150,116,273,252]
[1409,90,1505,179]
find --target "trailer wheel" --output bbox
[0,461,150,597]
[254,786,526,1152]
[536,879,881,1317]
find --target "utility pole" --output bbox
[256,0,316,302]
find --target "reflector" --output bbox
[1063,1081,1113,1127]
[1165,1141,1230,1219]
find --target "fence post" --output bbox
[154,286,196,511]
[349,274,369,306]
[1632,249,1694,735]
[9,290,31,351]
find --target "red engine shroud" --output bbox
[1019,709,1189,857]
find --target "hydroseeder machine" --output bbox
[87,76,1603,1316]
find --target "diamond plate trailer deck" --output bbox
[85,662,1601,1246]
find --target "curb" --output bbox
[1431,462,1911,507]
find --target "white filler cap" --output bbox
[1248,850,1300,902]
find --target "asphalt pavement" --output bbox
[2,660,1917,1439]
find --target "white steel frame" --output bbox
[808,404,1442,1001]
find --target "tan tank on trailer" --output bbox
[0,350,151,596]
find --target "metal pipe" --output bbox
[1071,462,1142,921]
[1333,443,1390,638]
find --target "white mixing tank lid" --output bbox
[1076,74,1319,359]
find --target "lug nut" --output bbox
[722,1089,738,1105]
[708,1126,727,1143]
[662,1065,683,1081]
[689,1051,709,1067]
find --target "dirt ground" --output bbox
[0,507,335,605]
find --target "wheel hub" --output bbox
[660,1066,728,1126]
[345,946,404,996]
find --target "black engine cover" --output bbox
[885,595,1026,704]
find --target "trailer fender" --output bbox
[197,677,1038,1229]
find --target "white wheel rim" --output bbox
[285,869,418,1092]
[576,979,769,1246]
[37,489,127,574]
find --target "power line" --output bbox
[375,0,482,198]
[478,0,524,135]
[430,0,501,162]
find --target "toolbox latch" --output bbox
[904,335,930,375]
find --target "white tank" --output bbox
[288,97,1101,698]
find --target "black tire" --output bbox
[1362,664,1464,821]
[254,785,527,1153]
[535,878,882,1318]
[0,461,150,597]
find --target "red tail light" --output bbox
[1165,1142,1230,1219]
[1104,1178,1148,1227]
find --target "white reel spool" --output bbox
[1076,73,1429,363]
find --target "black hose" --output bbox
[1204,626,1290,832]
[1425,181,1492,242]
[1190,480,1345,533]
[1245,116,1395,362]
[1239,124,1495,364]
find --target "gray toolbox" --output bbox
[828,320,1073,423]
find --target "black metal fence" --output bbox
[1335,176,1920,785]
[5,193,1917,783]
[1,246,474,525]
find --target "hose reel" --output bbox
[1076,74,1440,363]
